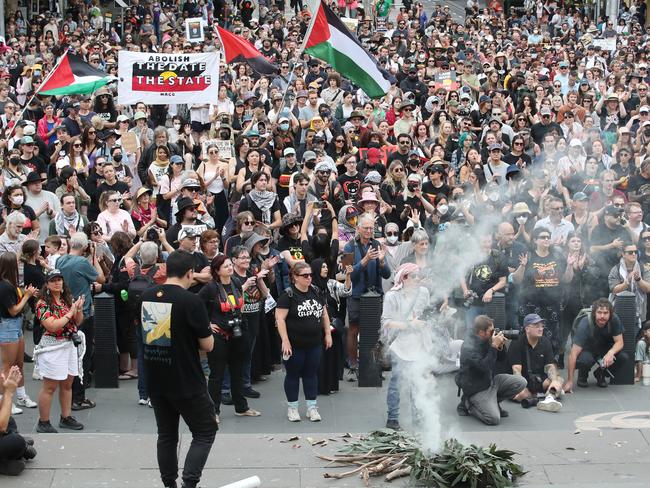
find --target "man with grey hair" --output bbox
[0,212,29,254]
[57,232,106,411]
[342,213,391,381]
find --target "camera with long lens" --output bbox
[69,331,83,347]
[224,316,243,339]
[494,328,519,340]
[146,226,160,242]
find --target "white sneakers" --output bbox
[537,396,562,413]
[306,407,321,422]
[11,404,23,415]
[15,396,38,408]
[287,407,301,422]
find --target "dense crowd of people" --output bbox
[2,0,650,484]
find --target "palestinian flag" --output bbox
[38,52,113,96]
[216,26,278,75]
[303,1,391,99]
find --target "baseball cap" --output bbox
[283,147,296,156]
[488,143,502,151]
[178,227,200,240]
[523,313,545,327]
[604,205,624,216]
[540,107,552,116]
[302,150,317,162]
[572,192,588,202]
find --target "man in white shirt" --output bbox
[534,197,575,246]
[23,172,60,245]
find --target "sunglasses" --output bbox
[624,250,638,254]
[385,231,398,236]
[537,235,551,240]
[109,198,123,203]
[242,220,255,225]
[393,167,404,172]
[297,273,312,278]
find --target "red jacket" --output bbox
[37,116,61,142]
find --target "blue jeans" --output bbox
[465,304,486,333]
[387,353,401,422]
[283,344,322,403]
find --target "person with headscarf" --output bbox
[310,258,352,395]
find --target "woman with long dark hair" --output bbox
[33,270,85,433]
[276,262,332,422]
[0,252,38,415]
[198,255,261,423]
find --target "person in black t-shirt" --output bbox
[277,212,305,268]
[140,251,216,488]
[508,314,564,412]
[276,262,332,423]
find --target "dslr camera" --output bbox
[146,226,161,242]
[224,316,243,339]
[69,331,83,348]
[494,328,520,340]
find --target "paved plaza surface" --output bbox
[7,358,650,487]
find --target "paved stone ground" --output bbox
[7,356,650,487]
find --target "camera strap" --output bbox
[524,340,537,389]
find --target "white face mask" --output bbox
[488,192,499,202]
[437,204,449,215]
[516,215,528,224]
[173,123,181,130]
[386,234,399,245]
[11,195,24,206]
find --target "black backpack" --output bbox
[128,263,158,316]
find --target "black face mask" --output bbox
[9,157,21,166]
[113,154,122,163]
[305,160,316,170]
[220,131,230,139]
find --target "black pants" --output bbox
[149,391,218,488]
[207,333,248,415]
[577,348,630,376]
[0,433,27,462]
[72,315,95,403]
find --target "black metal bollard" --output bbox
[611,292,636,385]
[358,290,383,387]
[485,292,506,330]
[93,292,119,388]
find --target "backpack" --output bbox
[128,263,158,316]
[571,307,592,339]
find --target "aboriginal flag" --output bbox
[216,26,278,75]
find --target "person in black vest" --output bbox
[140,251,216,488]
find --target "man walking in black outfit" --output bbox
[140,251,216,488]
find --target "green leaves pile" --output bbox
[320,430,525,487]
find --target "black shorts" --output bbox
[191,121,211,133]
[347,298,360,326]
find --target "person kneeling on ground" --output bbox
[508,314,564,412]
[456,315,527,425]
[0,366,37,476]
[564,298,626,391]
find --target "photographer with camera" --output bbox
[33,270,85,433]
[276,261,333,422]
[508,314,564,413]
[56,232,105,412]
[456,315,527,426]
[564,298,626,391]
[198,255,261,423]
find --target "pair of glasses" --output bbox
[624,250,638,255]
[393,168,404,173]
[73,143,82,147]
[336,139,345,142]
[243,220,255,225]
[385,231,398,236]
[109,198,123,203]
[538,235,551,240]
[297,273,312,278]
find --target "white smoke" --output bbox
[384,214,502,453]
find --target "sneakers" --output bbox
[0,459,25,476]
[287,407,301,422]
[385,419,401,431]
[59,416,84,430]
[234,408,261,417]
[23,445,37,460]
[36,420,58,433]
[138,398,148,406]
[215,414,220,424]
[498,405,509,418]
[577,370,589,388]
[71,399,96,410]
[306,407,321,422]
[242,387,261,399]
[11,404,23,415]
[221,392,233,405]
[15,396,38,408]
[345,368,358,382]
[148,399,153,408]
[537,396,563,413]
[32,370,42,380]
[594,368,608,388]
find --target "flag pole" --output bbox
[6,48,71,140]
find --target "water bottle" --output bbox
[120,289,128,302]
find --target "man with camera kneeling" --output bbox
[508,314,564,412]
[456,315,527,425]
[564,298,626,391]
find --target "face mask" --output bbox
[219,132,230,139]
[437,204,449,215]
[9,157,21,167]
[305,160,316,170]
[11,195,24,206]
[516,215,528,224]
[279,122,289,131]
[173,123,181,130]
[386,234,399,245]
[488,192,499,202]
[113,154,122,163]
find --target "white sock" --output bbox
[16,386,26,398]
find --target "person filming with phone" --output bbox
[342,213,392,382]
